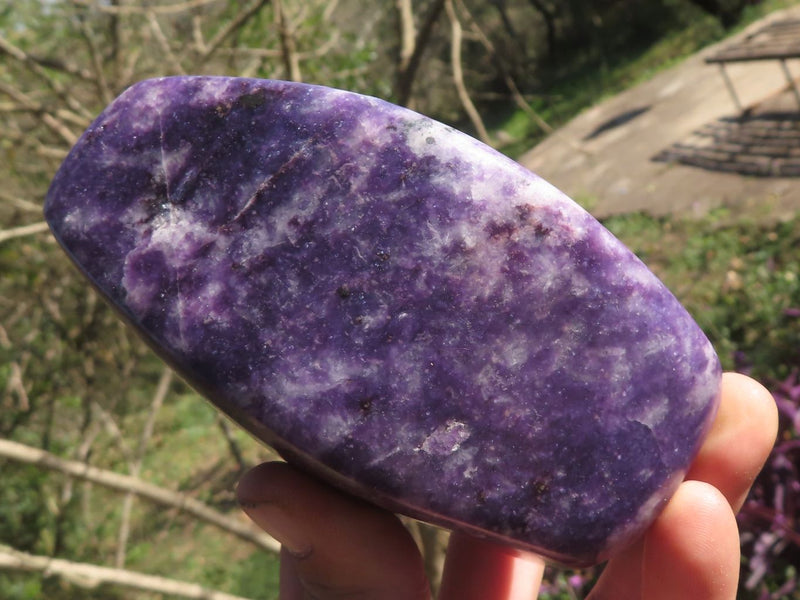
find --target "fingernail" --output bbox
[240,501,312,557]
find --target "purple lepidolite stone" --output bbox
[45,76,720,566]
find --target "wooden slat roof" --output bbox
[706,19,800,63]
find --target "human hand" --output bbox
[236,372,777,599]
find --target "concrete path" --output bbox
[518,7,800,220]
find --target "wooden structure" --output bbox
[706,19,800,112]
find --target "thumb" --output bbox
[237,462,430,600]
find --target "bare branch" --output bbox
[216,47,282,57]
[0,438,280,554]
[394,0,446,107]
[396,0,416,77]
[90,402,135,465]
[77,15,114,104]
[70,0,220,16]
[301,29,341,59]
[455,0,552,136]
[198,0,272,64]
[275,0,302,82]
[0,82,79,146]
[445,0,490,144]
[216,414,249,472]
[21,53,94,82]
[192,15,208,55]
[0,323,11,350]
[0,544,256,600]
[5,362,30,411]
[116,368,173,567]
[0,192,42,213]
[37,146,70,160]
[0,222,51,245]
[322,0,340,21]
[455,0,590,155]
[0,33,94,122]
[119,46,141,89]
[55,109,92,130]
[147,11,187,75]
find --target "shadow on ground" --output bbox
[653,110,800,177]
[583,106,651,141]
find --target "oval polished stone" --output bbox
[44,76,721,566]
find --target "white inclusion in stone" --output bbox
[150,206,214,265]
[633,395,670,430]
[687,344,721,412]
[419,420,471,456]
[191,279,230,325]
[192,77,233,106]
[160,142,192,191]
[462,464,479,480]
[123,85,164,134]
[639,331,678,358]
[281,355,373,400]
[358,304,391,330]
[315,412,359,450]
[495,333,530,369]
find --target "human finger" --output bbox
[439,532,544,600]
[588,372,775,598]
[237,462,430,600]
[685,371,778,511]
[642,480,740,600]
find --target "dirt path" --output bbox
[518,6,800,221]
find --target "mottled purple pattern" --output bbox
[45,76,721,566]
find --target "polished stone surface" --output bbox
[45,77,721,566]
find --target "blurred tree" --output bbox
[686,0,763,27]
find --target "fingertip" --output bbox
[643,480,739,600]
[721,372,778,445]
[686,372,778,511]
[236,460,288,504]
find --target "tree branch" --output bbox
[0,33,94,122]
[216,414,249,472]
[5,361,30,411]
[70,0,220,16]
[0,191,42,213]
[0,222,51,244]
[445,0,490,144]
[274,0,302,82]
[0,438,280,554]
[0,81,79,145]
[0,544,255,600]
[394,0,446,107]
[456,0,590,154]
[116,368,173,567]
[146,11,187,75]
[396,0,416,83]
[198,0,272,64]
[77,14,114,104]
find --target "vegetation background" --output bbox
[1,0,799,598]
